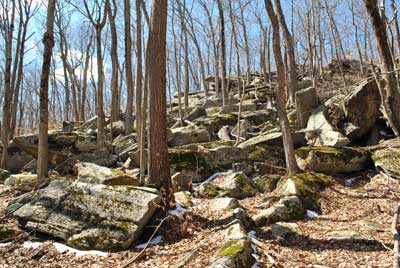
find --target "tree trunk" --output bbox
[124,0,134,134]
[107,0,120,123]
[275,0,298,105]
[146,0,172,207]
[264,0,299,175]
[217,0,227,106]
[37,0,56,180]
[366,0,400,134]
[1,0,16,169]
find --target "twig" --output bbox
[393,204,400,268]
[119,215,171,268]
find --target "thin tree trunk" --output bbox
[37,0,56,180]
[264,0,299,175]
[124,0,134,134]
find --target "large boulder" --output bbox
[75,162,140,186]
[342,79,380,140]
[168,126,210,147]
[198,172,257,199]
[207,222,255,268]
[112,133,137,162]
[296,87,319,128]
[371,147,400,179]
[306,106,350,147]
[274,172,331,210]
[253,196,305,226]
[296,146,369,174]
[7,180,161,251]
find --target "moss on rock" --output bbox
[371,148,400,179]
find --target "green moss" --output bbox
[249,147,268,160]
[234,174,257,196]
[296,146,368,163]
[254,174,281,192]
[111,169,126,176]
[372,149,400,179]
[208,107,221,115]
[217,240,244,258]
[15,175,37,186]
[201,183,220,197]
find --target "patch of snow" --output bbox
[168,202,188,220]
[192,171,232,186]
[248,230,261,268]
[306,210,319,219]
[23,241,42,249]
[135,235,163,249]
[0,242,11,248]
[53,242,108,257]
[23,241,108,256]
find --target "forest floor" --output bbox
[0,171,398,268]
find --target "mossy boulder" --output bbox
[4,173,40,192]
[7,180,161,251]
[295,146,369,174]
[274,172,331,210]
[252,196,306,226]
[195,113,237,139]
[272,222,302,239]
[168,126,210,147]
[371,148,400,179]
[199,172,257,199]
[253,174,281,193]
[208,222,255,268]
[75,162,140,186]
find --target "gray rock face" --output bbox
[253,196,305,226]
[0,169,11,183]
[306,106,350,147]
[75,162,140,186]
[107,120,126,136]
[218,126,232,141]
[112,133,137,162]
[186,107,206,121]
[272,222,302,239]
[207,222,255,268]
[171,172,192,192]
[198,172,257,199]
[371,147,400,179]
[169,126,210,147]
[295,146,369,174]
[296,87,319,128]
[342,80,380,140]
[208,197,240,211]
[7,180,161,251]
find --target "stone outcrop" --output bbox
[296,146,369,174]
[7,180,161,251]
[371,147,400,179]
[296,87,319,128]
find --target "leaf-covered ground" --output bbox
[0,172,398,268]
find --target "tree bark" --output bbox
[264,0,299,175]
[37,0,56,180]
[146,0,173,207]
[124,0,134,134]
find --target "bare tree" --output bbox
[1,0,16,169]
[264,0,299,175]
[124,0,134,134]
[37,0,56,180]
[146,0,173,206]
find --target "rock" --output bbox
[239,131,306,149]
[218,126,232,141]
[63,121,83,132]
[112,133,137,156]
[297,79,313,91]
[306,106,350,147]
[220,100,257,114]
[0,142,34,173]
[253,174,280,193]
[326,230,372,241]
[342,80,380,140]
[8,180,161,251]
[272,222,302,239]
[274,173,331,210]
[75,162,139,186]
[194,113,237,139]
[174,191,193,208]
[240,109,277,125]
[296,87,319,128]
[4,173,41,192]
[253,196,305,226]
[199,172,257,199]
[207,221,255,268]
[208,197,240,211]
[231,119,251,140]
[186,107,206,121]
[171,172,192,192]
[0,169,11,183]
[169,126,210,147]
[371,148,400,179]
[296,146,369,174]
